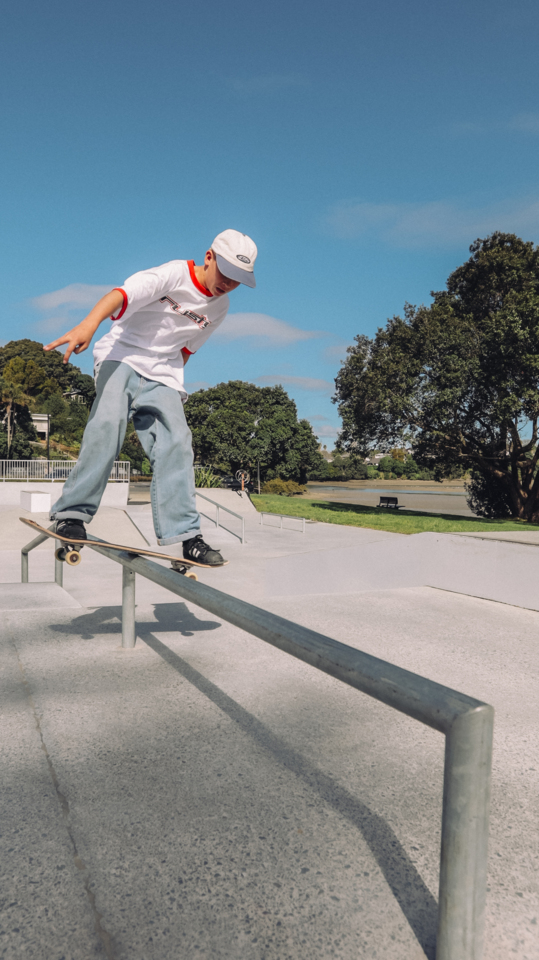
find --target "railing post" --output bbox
[21,552,28,583]
[55,554,63,587]
[436,704,494,960]
[121,567,136,649]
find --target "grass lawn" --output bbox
[251,494,539,536]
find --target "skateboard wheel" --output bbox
[65,550,82,566]
[55,547,66,562]
[185,571,198,581]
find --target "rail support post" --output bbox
[122,566,136,648]
[54,554,63,587]
[436,704,494,960]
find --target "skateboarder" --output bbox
[44,229,258,565]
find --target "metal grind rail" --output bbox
[259,510,306,533]
[195,491,245,544]
[21,529,493,960]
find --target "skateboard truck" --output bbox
[170,559,198,580]
[55,544,83,566]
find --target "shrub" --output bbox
[195,465,222,488]
[261,478,307,496]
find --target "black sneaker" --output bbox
[183,535,225,566]
[56,519,87,541]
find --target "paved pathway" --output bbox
[1,503,537,959]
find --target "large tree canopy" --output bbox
[185,380,323,483]
[0,339,95,458]
[334,233,539,521]
[0,339,96,405]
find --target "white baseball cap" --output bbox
[211,229,257,288]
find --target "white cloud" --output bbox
[215,313,324,347]
[324,339,350,362]
[449,112,539,137]
[256,374,334,394]
[508,113,539,134]
[185,380,211,392]
[312,424,339,438]
[31,283,112,311]
[325,197,539,248]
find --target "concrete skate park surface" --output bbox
[1,496,537,959]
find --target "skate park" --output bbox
[1,485,537,960]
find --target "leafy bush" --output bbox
[194,465,222,488]
[261,478,307,496]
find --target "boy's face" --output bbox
[203,249,241,296]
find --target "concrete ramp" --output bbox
[0,583,81,610]
[196,487,256,514]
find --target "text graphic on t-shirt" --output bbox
[159,296,210,329]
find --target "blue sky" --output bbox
[2,0,539,445]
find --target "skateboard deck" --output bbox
[20,518,228,580]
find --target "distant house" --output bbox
[31,413,49,439]
[364,453,385,465]
[62,390,85,403]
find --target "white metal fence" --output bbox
[0,460,130,482]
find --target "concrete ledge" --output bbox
[20,490,52,512]
[0,583,82,610]
[0,482,128,507]
[266,530,539,612]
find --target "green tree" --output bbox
[403,457,420,478]
[184,381,323,483]
[0,378,36,458]
[0,339,95,407]
[334,233,539,521]
[119,422,146,472]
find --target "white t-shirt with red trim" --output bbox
[93,259,229,394]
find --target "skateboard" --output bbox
[20,518,229,580]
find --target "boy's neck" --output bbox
[193,263,208,289]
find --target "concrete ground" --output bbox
[1,499,538,960]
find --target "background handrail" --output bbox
[1,459,129,482]
[195,491,245,544]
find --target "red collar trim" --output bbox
[188,260,213,297]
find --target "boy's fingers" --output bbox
[44,335,68,351]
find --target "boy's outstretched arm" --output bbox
[44,289,125,363]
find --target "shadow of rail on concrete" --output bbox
[141,630,438,960]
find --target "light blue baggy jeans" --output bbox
[50,360,201,545]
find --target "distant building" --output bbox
[31,414,49,439]
[62,390,85,403]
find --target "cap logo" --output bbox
[236,254,251,263]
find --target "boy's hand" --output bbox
[44,320,99,363]
[44,288,125,363]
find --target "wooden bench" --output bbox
[378,496,401,509]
